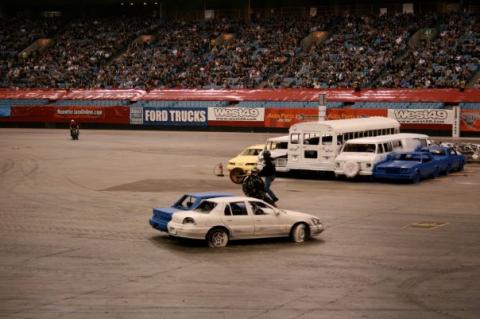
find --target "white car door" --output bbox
[248,201,287,237]
[221,201,255,239]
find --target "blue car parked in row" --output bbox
[420,146,465,174]
[149,192,233,232]
[373,152,441,183]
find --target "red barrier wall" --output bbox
[0,106,130,124]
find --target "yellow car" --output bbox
[227,144,265,183]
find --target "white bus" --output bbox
[334,133,430,178]
[287,117,401,172]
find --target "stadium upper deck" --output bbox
[0,8,478,90]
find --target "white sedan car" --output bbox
[167,196,324,248]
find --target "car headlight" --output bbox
[182,217,196,225]
[400,168,411,173]
[228,162,235,166]
[311,217,322,225]
[246,163,257,166]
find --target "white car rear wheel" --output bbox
[291,223,309,243]
[207,228,229,248]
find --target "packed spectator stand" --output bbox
[0,11,478,90]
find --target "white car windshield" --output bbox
[343,143,376,153]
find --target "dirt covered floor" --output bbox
[0,128,479,319]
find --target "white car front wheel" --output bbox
[291,223,309,243]
[207,228,229,248]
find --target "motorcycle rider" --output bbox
[259,150,279,204]
[69,119,80,140]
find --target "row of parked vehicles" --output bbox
[227,117,466,184]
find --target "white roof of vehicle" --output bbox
[208,196,262,203]
[267,135,289,142]
[345,133,429,144]
[290,117,400,134]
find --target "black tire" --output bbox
[432,167,439,179]
[229,168,245,184]
[206,228,229,248]
[458,162,464,172]
[444,165,451,175]
[290,223,310,243]
[412,171,421,184]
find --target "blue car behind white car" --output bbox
[421,146,465,174]
[373,152,441,183]
[149,192,233,232]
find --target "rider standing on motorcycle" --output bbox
[69,119,80,140]
[69,119,79,130]
[259,151,279,204]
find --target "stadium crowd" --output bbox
[0,12,478,89]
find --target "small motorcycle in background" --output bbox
[70,127,79,140]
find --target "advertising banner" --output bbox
[53,106,106,120]
[53,106,130,124]
[387,109,454,124]
[0,106,11,117]
[326,108,387,120]
[143,107,207,126]
[0,106,129,124]
[208,106,264,122]
[264,108,318,128]
[460,110,480,132]
[130,107,144,125]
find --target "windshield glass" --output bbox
[241,148,262,156]
[343,143,376,153]
[174,195,198,209]
[395,154,422,161]
[271,142,288,150]
[194,201,217,213]
[429,149,446,155]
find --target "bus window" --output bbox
[383,142,393,152]
[337,135,344,145]
[303,133,319,145]
[378,143,384,154]
[304,150,318,158]
[290,133,300,144]
[322,135,332,145]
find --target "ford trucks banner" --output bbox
[388,109,454,124]
[143,107,207,126]
[208,106,264,122]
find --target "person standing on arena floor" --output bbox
[259,151,279,204]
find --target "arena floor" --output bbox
[1,128,479,319]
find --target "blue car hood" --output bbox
[378,161,419,169]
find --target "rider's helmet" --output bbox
[263,150,271,159]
